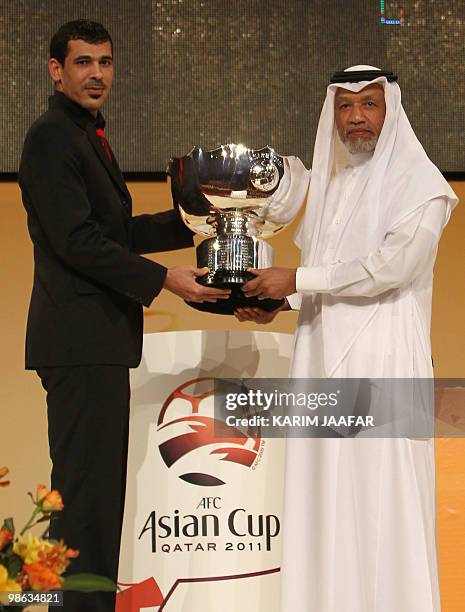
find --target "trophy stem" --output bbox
[190,236,283,314]
[196,235,272,286]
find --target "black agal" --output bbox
[330,70,398,84]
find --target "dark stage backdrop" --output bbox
[1,1,464,173]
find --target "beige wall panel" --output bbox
[432,182,465,377]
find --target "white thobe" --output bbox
[281,155,447,612]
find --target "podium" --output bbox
[116,330,293,612]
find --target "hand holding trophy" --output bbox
[169,144,309,315]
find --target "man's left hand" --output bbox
[242,267,297,299]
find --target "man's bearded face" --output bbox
[334,84,386,154]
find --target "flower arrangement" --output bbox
[0,467,115,610]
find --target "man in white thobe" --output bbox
[235,66,458,612]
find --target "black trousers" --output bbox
[37,365,130,612]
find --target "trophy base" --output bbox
[186,273,284,315]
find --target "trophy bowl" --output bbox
[168,144,308,315]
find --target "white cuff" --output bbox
[285,292,302,310]
[296,266,328,294]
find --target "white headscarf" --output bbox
[296,65,458,266]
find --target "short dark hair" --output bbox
[49,20,112,65]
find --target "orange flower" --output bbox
[22,562,62,590]
[40,539,79,575]
[0,529,13,551]
[35,484,48,503]
[14,535,54,565]
[21,538,79,589]
[42,490,64,513]
[35,486,64,512]
[0,467,10,488]
[15,535,79,575]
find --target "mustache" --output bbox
[347,126,375,135]
[84,82,106,90]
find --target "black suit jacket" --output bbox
[19,92,193,368]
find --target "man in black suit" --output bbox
[19,20,229,611]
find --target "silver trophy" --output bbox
[169,144,308,314]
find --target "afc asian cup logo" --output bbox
[156,377,261,487]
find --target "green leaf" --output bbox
[0,540,13,557]
[62,573,116,592]
[5,553,23,579]
[2,517,14,536]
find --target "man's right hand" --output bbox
[234,299,290,324]
[164,266,231,302]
